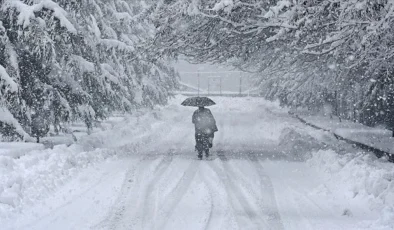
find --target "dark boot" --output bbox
[205,149,209,158]
[198,151,203,160]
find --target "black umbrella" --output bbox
[181,97,216,107]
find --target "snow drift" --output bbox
[0,106,176,218]
[308,150,394,229]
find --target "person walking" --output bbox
[192,106,218,159]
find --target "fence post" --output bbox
[220,76,222,96]
[239,75,242,96]
[207,77,210,96]
[197,71,200,96]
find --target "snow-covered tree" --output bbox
[152,0,394,128]
[0,0,178,140]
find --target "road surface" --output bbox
[5,97,378,230]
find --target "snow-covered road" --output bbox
[2,97,393,230]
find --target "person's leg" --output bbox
[195,133,199,151]
[208,133,214,148]
[195,133,203,159]
[201,134,210,157]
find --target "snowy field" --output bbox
[1,96,393,230]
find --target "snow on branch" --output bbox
[263,0,291,18]
[100,63,122,86]
[77,104,96,118]
[0,106,31,141]
[302,33,351,55]
[3,0,77,33]
[0,64,18,92]
[100,39,135,52]
[90,15,101,39]
[212,0,234,12]
[71,55,95,73]
[113,12,133,21]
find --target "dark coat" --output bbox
[192,108,218,135]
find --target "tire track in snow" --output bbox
[199,170,216,230]
[100,154,173,230]
[94,161,138,230]
[199,163,235,230]
[282,186,328,230]
[155,160,200,230]
[218,152,270,213]
[208,155,269,230]
[264,166,341,230]
[248,154,284,230]
[140,155,175,230]
[21,161,132,230]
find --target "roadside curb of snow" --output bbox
[288,112,394,163]
[307,149,394,229]
[0,107,175,219]
[0,145,117,214]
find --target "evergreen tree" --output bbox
[0,0,178,140]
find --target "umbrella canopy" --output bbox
[181,97,216,107]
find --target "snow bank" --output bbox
[0,142,44,158]
[0,104,178,218]
[77,109,171,151]
[307,150,394,229]
[278,127,324,160]
[0,144,117,215]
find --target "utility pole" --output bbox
[247,75,250,97]
[220,76,222,96]
[239,75,242,96]
[207,77,210,96]
[197,71,200,97]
